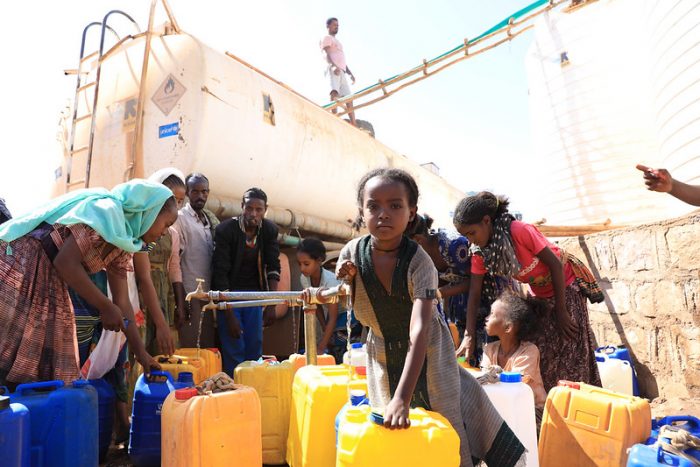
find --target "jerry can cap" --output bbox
[500,371,522,383]
[0,395,9,410]
[350,389,367,406]
[351,343,363,349]
[177,372,194,384]
[175,388,198,400]
[72,380,90,388]
[558,380,580,390]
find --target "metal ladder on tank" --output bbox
[64,11,142,192]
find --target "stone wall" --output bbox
[557,212,700,399]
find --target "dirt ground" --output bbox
[650,395,700,418]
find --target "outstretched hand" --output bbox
[455,335,475,362]
[336,260,357,281]
[137,351,161,373]
[636,164,673,193]
[301,286,330,305]
[155,322,175,356]
[100,303,125,332]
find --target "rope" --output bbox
[476,365,503,385]
[196,372,237,394]
[659,425,700,451]
[654,426,700,466]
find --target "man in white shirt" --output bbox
[176,173,219,348]
[321,17,357,126]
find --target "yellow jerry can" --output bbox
[287,365,367,467]
[234,360,294,465]
[336,405,461,467]
[539,381,651,467]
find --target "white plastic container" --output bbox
[595,352,634,396]
[481,372,539,467]
[342,343,367,376]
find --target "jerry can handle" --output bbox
[16,380,65,394]
[0,386,8,395]
[656,415,700,429]
[655,444,669,464]
[146,370,174,383]
[595,345,617,354]
[369,411,384,426]
[158,356,184,364]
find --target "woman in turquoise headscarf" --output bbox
[0,179,178,387]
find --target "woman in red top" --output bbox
[453,192,601,391]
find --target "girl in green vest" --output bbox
[309,168,525,467]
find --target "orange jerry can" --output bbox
[287,353,336,375]
[539,381,651,467]
[175,348,222,380]
[155,354,206,384]
[161,385,262,467]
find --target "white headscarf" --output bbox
[148,167,185,186]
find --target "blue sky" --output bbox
[2,0,538,217]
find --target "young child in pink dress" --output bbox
[481,292,548,426]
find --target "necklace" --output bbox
[498,343,518,362]
[371,242,401,253]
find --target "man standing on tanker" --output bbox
[321,17,357,127]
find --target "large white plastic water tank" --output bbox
[526,0,700,225]
[646,1,700,196]
[54,26,465,235]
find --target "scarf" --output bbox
[148,167,185,185]
[561,249,605,304]
[0,179,172,254]
[469,213,521,278]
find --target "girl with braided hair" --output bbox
[453,192,601,391]
[406,213,516,363]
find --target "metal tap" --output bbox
[186,282,353,365]
[185,278,207,302]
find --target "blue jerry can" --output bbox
[0,394,30,467]
[628,443,696,467]
[10,380,98,467]
[129,370,176,466]
[87,378,116,462]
